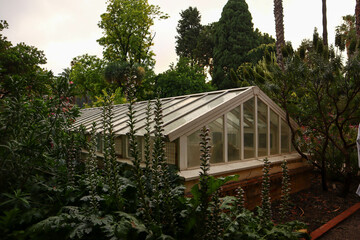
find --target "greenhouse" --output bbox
[75,86,311,196]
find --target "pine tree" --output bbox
[213,0,258,89]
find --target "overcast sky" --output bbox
[0,0,355,75]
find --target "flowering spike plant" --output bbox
[261,157,272,221]
[101,93,121,207]
[235,186,245,212]
[126,77,152,224]
[280,158,291,222]
[85,122,100,212]
[143,100,152,184]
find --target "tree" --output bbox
[0,20,50,99]
[246,29,276,64]
[175,7,202,62]
[273,0,285,70]
[335,15,357,56]
[322,0,328,46]
[152,57,214,98]
[103,60,146,99]
[356,0,360,38]
[194,23,216,76]
[97,0,167,67]
[236,30,360,195]
[212,0,258,89]
[69,54,109,105]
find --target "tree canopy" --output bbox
[212,0,262,89]
[97,0,168,67]
[69,54,109,105]
[151,57,214,98]
[0,20,50,99]
[175,7,202,62]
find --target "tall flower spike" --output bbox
[86,122,100,212]
[126,75,152,224]
[280,157,291,222]
[235,186,245,212]
[102,94,120,205]
[261,157,272,221]
[196,126,212,240]
[144,100,152,184]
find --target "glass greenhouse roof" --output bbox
[75,86,294,142]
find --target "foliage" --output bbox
[261,158,272,221]
[69,54,109,106]
[176,7,202,63]
[104,60,146,98]
[97,0,168,67]
[151,57,214,98]
[194,22,216,76]
[212,0,261,89]
[0,20,48,99]
[211,0,274,89]
[335,15,357,56]
[280,159,291,222]
[236,28,360,195]
[0,23,87,240]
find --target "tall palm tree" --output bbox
[356,0,360,38]
[322,0,328,46]
[274,0,285,71]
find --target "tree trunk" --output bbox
[341,153,352,197]
[322,0,328,46]
[356,0,360,38]
[274,0,285,71]
[321,157,328,191]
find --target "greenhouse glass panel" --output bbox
[162,97,199,114]
[165,141,176,165]
[209,117,224,164]
[227,107,241,161]
[258,99,268,157]
[163,94,219,123]
[243,98,255,159]
[281,119,290,153]
[114,137,123,157]
[163,91,240,134]
[187,130,201,168]
[270,109,279,155]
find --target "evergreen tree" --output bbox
[175,7,202,62]
[212,0,258,89]
[195,23,216,76]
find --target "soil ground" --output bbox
[319,209,360,240]
[271,171,360,233]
